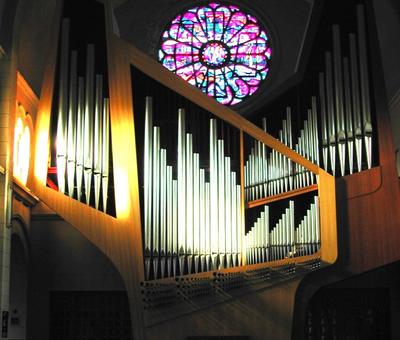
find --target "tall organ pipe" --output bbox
[186,134,194,273]
[325,52,336,176]
[225,157,232,267]
[152,126,160,278]
[357,5,373,169]
[177,109,186,274]
[56,19,70,194]
[84,44,95,204]
[172,180,178,276]
[193,153,200,273]
[217,139,225,268]
[67,51,77,198]
[76,77,85,202]
[209,119,218,268]
[231,174,237,266]
[93,75,103,210]
[160,148,167,278]
[343,58,354,175]
[311,98,319,167]
[144,96,153,280]
[166,166,173,277]
[199,169,206,271]
[205,183,211,270]
[333,25,347,177]
[319,73,329,172]
[102,98,110,212]
[349,33,363,173]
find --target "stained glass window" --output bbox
[158,2,272,105]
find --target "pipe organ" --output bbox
[31,0,399,336]
[244,4,375,206]
[50,17,114,215]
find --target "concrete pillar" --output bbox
[0,47,17,338]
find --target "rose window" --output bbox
[158,2,272,105]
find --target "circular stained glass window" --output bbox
[158,2,272,105]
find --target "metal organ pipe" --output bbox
[332,25,347,177]
[160,148,167,278]
[218,139,225,268]
[199,169,206,272]
[172,180,178,276]
[166,166,173,277]
[177,109,186,274]
[209,119,218,269]
[93,75,103,210]
[349,33,363,173]
[343,58,354,175]
[56,19,70,194]
[325,52,336,176]
[102,98,110,212]
[152,126,160,278]
[67,51,77,198]
[84,44,95,205]
[225,157,232,267]
[357,5,373,170]
[319,73,329,172]
[193,153,200,273]
[186,133,193,272]
[76,77,85,202]
[144,97,153,279]
[311,98,320,167]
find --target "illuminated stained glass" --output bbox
[159,2,272,105]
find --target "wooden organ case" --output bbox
[28,0,400,339]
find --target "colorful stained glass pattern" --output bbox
[159,2,272,105]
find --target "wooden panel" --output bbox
[340,166,400,273]
[344,166,382,199]
[318,170,338,264]
[145,277,303,340]
[105,27,146,340]
[247,184,318,209]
